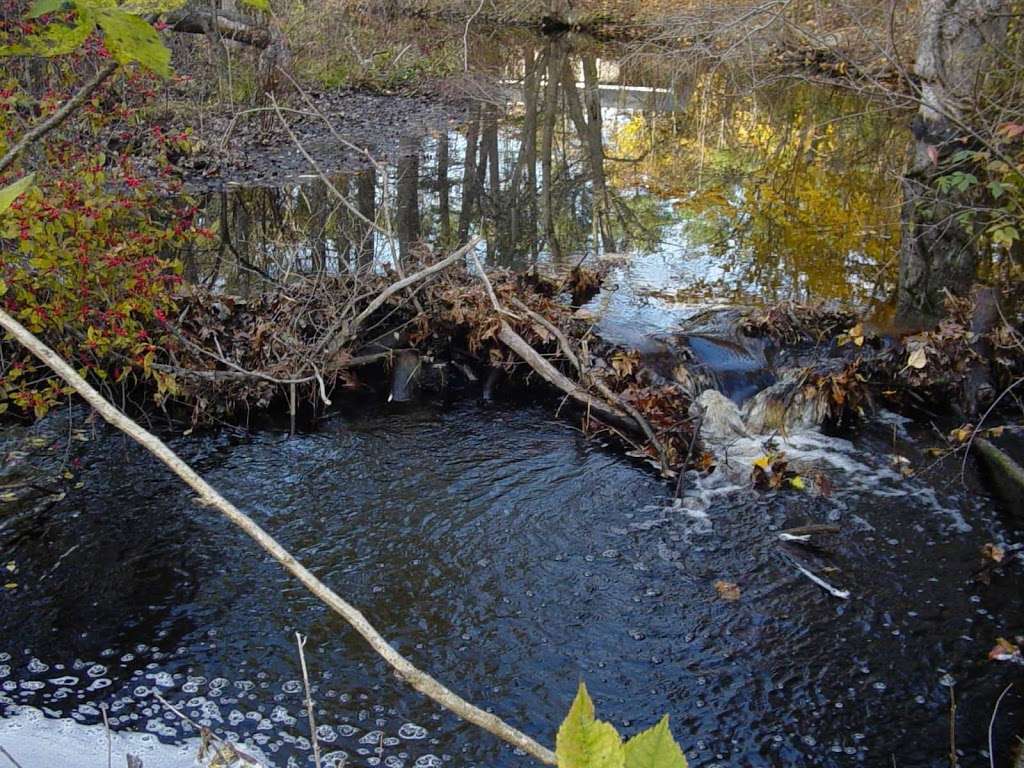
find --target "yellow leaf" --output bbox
[981,543,1005,563]
[714,580,741,601]
[847,323,864,347]
[906,347,928,369]
[949,425,973,443]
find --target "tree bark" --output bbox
[897,0,1009,319]
[165,7,271,48]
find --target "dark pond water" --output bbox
[2,401,1024,767]
[3,23,1024,768]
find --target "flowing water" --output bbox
[3,26,1024,768]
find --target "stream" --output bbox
[2,26,1024,768]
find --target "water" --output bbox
[3,24,1023,768]
[184,33,907,328]
[2,402,1023,766]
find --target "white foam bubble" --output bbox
[0,706,210,768]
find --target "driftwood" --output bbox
[165,8,272,48]
[466,255,671,472]
[974,437,1024,515]
[496,321,628,428]
[782,555,851,599]
[0,307,558,766]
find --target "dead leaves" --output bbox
[751,452,806,491]
[837,322,865,347]
[905,346,928,370]
[988,637,1023,664]
[982,542,1006,563]
[740,303,856,345]
[714,580,741,601]
[610,350,640,379]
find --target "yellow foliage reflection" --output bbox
[607,78,908,307]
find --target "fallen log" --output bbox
[165,8,271,48]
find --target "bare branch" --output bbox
[0,306,556,766]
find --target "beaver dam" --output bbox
[2,18,1024,768]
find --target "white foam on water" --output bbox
[0,705,201,768]
[681,423,971,531]
[0,705,276,767]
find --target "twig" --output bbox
[295,633,322,768]
[949,683,958,768]
[320,237,482,358]
[0,61,118,176]
[674,413,702,500]
[0,307,557,766]
[0,746,25,768]
[784,556,850,599]
[989,683,1013,768]
[153,690,258,765]
[101,703,112,768]
[462,0,486,72]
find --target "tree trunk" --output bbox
[396,136,420,261]
[897,0,1009,319]
[458,104,481,243]
[437,131,451,246]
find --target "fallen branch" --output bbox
[319,237,483,360]
[0,307,557,766]
[165,8,271,47]
[296,632,322,768]
[505,295,670,473]
[496,321,631,430]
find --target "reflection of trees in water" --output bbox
[185,37,906,306]
[607,78,907,304]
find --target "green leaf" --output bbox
[28,0,71,17]
[0,174,35,214]
[0,12,93,57]
[556,683,624,768]
[623,717,687,768]
[239,0,270,10]
[992,226,1020,247]
[988,180,1014,199]
[94,7,170,76]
